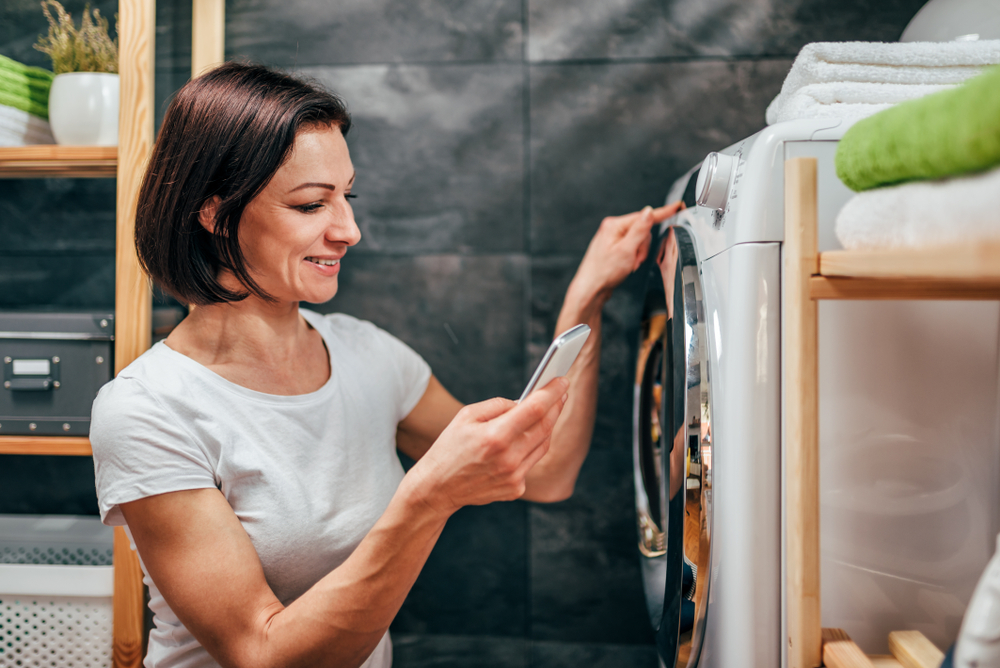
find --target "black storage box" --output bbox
[0,312,114,436]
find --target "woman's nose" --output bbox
[330,204,362,247]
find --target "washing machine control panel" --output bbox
[694,151,735,211]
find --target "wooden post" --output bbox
[192,0,225,78]
[114,0,155,665]
[785,157,822,668]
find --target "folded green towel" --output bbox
[0,90,48,120]
[0,69,51,105]
[835,64,1000,191]
[0,54,54,83]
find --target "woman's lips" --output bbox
[304,256,341,275]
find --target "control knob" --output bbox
[694,152,735,212]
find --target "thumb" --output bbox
[462,396,517,423]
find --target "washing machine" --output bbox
[632,118,1000,667]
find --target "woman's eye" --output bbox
[345,193,357,200]
[296,203,323,213]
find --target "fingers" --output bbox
[653,200,684,222]
[461,396,517,423]
[633,232,653,271]
[494,377,568,445]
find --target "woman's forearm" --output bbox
[521,281,606,502]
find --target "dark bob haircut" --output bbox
[135,62,351,305]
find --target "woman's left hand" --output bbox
[570,201,684,307]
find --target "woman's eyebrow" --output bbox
[288,182,335,193]
[288,172,356,194]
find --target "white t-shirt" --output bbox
[90,309,432,668]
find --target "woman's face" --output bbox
[236,124,361,305]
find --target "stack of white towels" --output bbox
[0,105,55,146]
[765,39,1000,125]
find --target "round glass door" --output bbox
[633,225,713,668]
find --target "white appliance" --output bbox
[632,117,1000,667]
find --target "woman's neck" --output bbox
[164,297,331,395]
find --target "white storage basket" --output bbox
[0,515,114,668]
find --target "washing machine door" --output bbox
[633,224,713,667]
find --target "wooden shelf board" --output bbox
[811,276,1000,300]
[820,243,1000,282]
[0,435,92,456]
[0,145,117,178]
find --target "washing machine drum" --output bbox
[633,224,713,667]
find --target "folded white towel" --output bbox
[766,40,1000,125]
[768,81,954,124]
[0,103,54,146]
[835,165,1000,250]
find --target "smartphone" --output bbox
[518,324,592,402]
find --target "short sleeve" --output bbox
[365,324,432,422]
[90,377,218,526]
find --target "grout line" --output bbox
[521,0,534,656]
[217,53,796,72]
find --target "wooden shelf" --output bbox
[812,243,1000,300]
[0,435,92,456]
[0,145,117,178]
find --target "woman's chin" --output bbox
[297,282,340,305]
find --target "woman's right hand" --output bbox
[407,377,570,515]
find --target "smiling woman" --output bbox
[89,62,681,668]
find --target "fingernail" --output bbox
[642,205,653,215]
[562,393,569,404]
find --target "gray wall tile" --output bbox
[529,640,658,667]
[0,256,115,308]
[393,633,528,668]
[0,179,115,253]
[392,502,528,637]
[318,253,528,403]
[227,0,524,66]
[0,455,99,516]
[529,448,653,644]
[301,64,526,255]
[528,0,926,62]
[529,58,791,256]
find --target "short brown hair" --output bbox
[135,62,352,305]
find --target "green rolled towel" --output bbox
[0,54,54,84]
[0,90,49,119]
[0,69,52,105]
[835,64,1000,191]
[0,54,53,119]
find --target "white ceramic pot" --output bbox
[48,72,119,146]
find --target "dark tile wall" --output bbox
[0,0,925,664]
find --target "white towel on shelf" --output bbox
[768,81,954,124]
[835,165,1000,250]
[766,40,1000,125]
[0,104,55,146]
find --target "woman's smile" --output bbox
[304,255,342,276]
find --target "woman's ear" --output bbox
[198,196,222,234]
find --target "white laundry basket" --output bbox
[0,515,114,668]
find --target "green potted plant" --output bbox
[34,0,118,146]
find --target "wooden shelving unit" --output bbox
[0,145,117,178]
[0,435,91,456]
[1,1,226,665]
[783,156,996,668]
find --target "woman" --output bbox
[91,62,681,668]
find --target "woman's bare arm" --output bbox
[396,203,684,503]
[121,379,567,668]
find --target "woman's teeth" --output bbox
[306,257,339,266]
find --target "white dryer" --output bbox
[632,118,1000,667]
